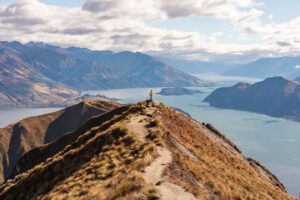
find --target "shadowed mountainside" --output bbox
[204,76,300,121]
[0,100,119,183]
[0,101,292,199]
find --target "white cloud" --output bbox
[295,65,300,69]
[0,0,299,63]
[268,14,273,20]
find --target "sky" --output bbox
[0,0,299,63]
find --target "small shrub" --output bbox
[233,196,242,200]
[147,194,160,200]
[147,188,156,195]
[107,163,116,170]
[146,132,157,140]
[112,126,128,136]
[133,153,154,171]
[120,135,135,146]
[205,180,215,189]
[148,119,159,127]
[146,188,159,200]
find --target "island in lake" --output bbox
[157,87,202,96]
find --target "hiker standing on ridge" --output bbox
[149,90,154,101]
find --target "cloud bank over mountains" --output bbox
[0,0,299,63]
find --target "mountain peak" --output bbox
[233,82,251,90]
[264,76,288,82]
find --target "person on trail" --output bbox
[149,90,154,101]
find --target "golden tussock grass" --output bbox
[157,104,292,200]
[0,102,292,200]
[0,107,158,200]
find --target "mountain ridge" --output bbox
[18,41,212,89]
[0,100,292,199]
[0,100,119,183]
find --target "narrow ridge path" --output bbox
[127,104,197,200]
[143,147,197,200]
[126,115,148,141]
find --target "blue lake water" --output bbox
[1,74,299,196]
[0,107,62,128]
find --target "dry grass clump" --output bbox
[137,101,147,110]
[133,153,154,171]
[145,129,163,146]
[87,171,158,200]
[105,172,145,200]
[147,119,160,127]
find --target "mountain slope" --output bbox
[0,100,119,183]
[61,51,210,89]
[0,101,291,199]
[3,41,212,89]
[225,56,300,78]
[204,76,300,121]
[0,42,79,108]
[41,44,213,89]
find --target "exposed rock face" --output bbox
[157,87,202,96]
[0,100,119,183]
[204,76,300,121]
[0,101,291,199]
[0,41,212,108]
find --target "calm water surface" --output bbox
[1,75,299,196]
[0,108,62,128]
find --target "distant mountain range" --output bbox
[157,56,233,74]
[158,56,300,80]
[225,57,300,79]
[0,41,211,108]
[204,76,300,121]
